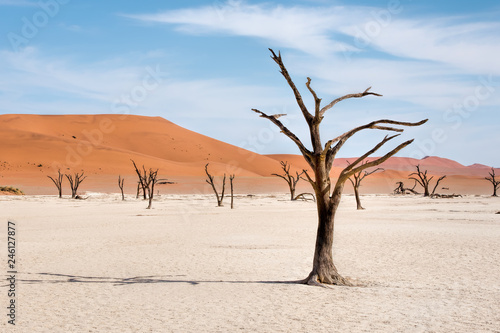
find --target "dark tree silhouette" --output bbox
[132,160,148,200]
[347,161,383,210]
[118,175,125,201]
[485,167,499,197]
[272,161,306,201]
[48,169,64,198]
[145,169,158,209]
[230,174,235,209]
[252,48,427,286]
[205,163,225,207]
[131,160,172,208]
[409,165,446,197]
[65,172,86,199]
[393,180,419,195]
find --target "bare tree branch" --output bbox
[324,119,428,170]
[338,137,414,185]
[48,169,64,198]
[205,163,226,206]
[269,48,313,123]
[252,108,313,166]
[305,77,322,120]
[431,175,446,196]
[319,86,382,118]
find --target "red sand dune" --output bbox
[0,114,496,195]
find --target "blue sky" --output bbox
[1,0,499,166]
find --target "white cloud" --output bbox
[340,18,500,75]
[123,2,360,57]
[124,1,500,112]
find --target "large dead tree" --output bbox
[347,161,383,210]
[252,49,427,286]
[205,163,225,207]
[272,161,306,201]
[485,167,499,197]
[48,169,64,198]
[408,164,446,197]
[65,172,86,199]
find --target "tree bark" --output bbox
[303,184,350,286]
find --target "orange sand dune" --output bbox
[266,154,497,195]
[0,114,497,195]
[0,114,285,194]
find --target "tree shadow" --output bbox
[11,272,303,287]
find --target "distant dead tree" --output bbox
[145,169,158,209]
[393,180,419,195]
[347,161,383,210]
[272,161,307,201]
[230,174,235,209]
[132,160,148,200]
[485,167,499,197]
[252,48,427,286]
[131,160,172,208]
[118,175,125,201]
[409,164,446,197]
[205,163,225,207]
[65,172,86,199]
[48,169,64,198]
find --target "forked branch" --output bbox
[324,119,428,170]
[205,163,226,207]
[320,87,382,119]
[269,48,313,123]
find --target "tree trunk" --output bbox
[303,184,350,286]
[290,185,296,201]
[353,185,364,210]
[423,186,430,197]
[493,187,498,197]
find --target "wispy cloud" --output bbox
[340,18,500,75]
[125,1,500,75]
[123,1,359,57]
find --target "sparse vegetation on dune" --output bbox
[0,186,25,195]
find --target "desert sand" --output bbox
[0,114,497,196]
[1,193,499,332]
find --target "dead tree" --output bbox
[145,169,158,209]
[409,165,446,197]
[272,161,306,201]
[393,180,419,195]
[430,175,447,197]
[205,163,225,207]
[485,168,499,197]
[131,160,148,200]
[65,172,86,199]
[252,48,427,286]
[131,160,172,208]
[230,174,235,209]
[347,162,383,210]
[48,169,64,198]
[118,175,125,201]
